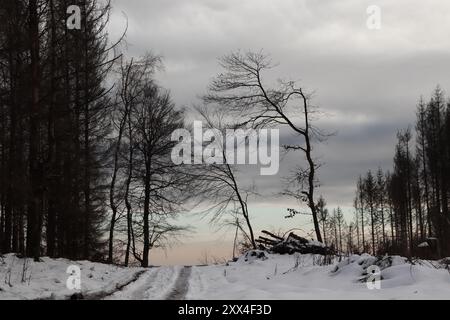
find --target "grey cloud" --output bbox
[108,0,450,212]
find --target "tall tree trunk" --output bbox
[142,163,151,268]
[226,162,256,249]
[27,0,42,260]
[405,137,414,255]
[124,112,133,266]
[370,203,376,255]
[359,183,365,252]
[46,0,57,257]
[388,198,395,246]
[108,62,133,264]
[82,1,91,259]
[302,95,322,243]
[355,205,360,252]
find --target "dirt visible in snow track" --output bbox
[164,266,192,300]
[128,268,162,300]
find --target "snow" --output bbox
[0,254,144,300]
[1,252,449,300]
[418,242,429,248]
[237,250,268,263]
[307,240,326,248]
[187,253,450,300]
[105,266,182,300]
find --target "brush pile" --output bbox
[256,230,331,255]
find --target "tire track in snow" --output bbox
[164,266,192,300]
[105,266,181,300]
[125,268,163,300]
[103,267,162,300]
[76,269,147,300]
[130,268,162,299]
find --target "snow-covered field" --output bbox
[1,252,449,300]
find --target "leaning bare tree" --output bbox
[194,107,257,250]
[204,50,328,243]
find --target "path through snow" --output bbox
[165,266,192,300]
[104,266,192,300]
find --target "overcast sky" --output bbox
[108,0,450,264]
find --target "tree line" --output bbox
[0,0,115,261]
[317,87,450,258]
[0,0,204,267]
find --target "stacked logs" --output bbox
[256,230,331,255]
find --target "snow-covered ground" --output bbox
[104,266,183,300]
[0,254,145,300]
[188,252,450,299]
[1,252,449,300]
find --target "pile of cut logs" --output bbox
[256,230,331,255]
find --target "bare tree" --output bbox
[204,51,328,242]
[107,54,195,267]
[108,54,161,264]
[132,82,192,267]
[194,107,257,249]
